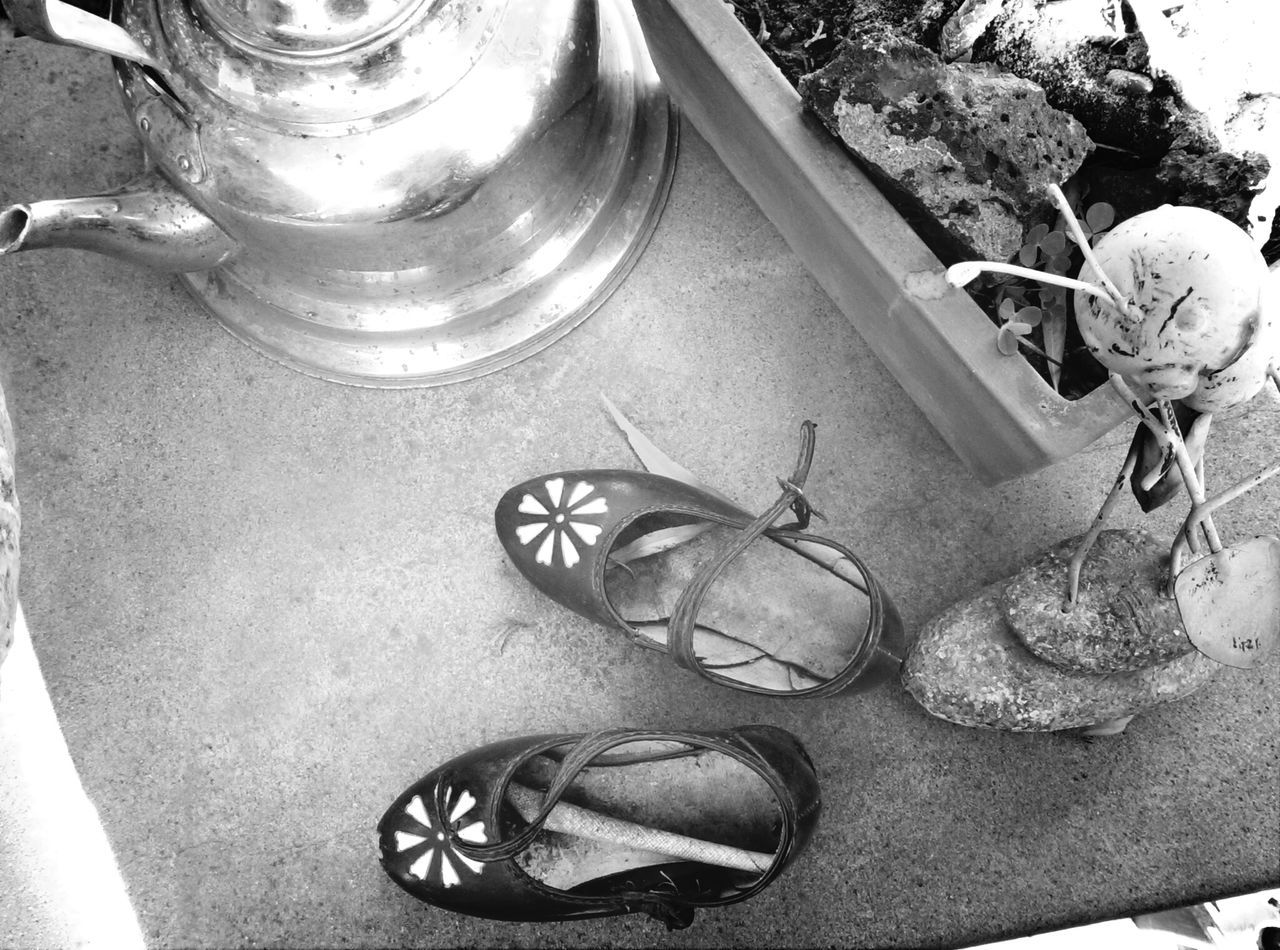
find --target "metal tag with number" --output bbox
[1174,535,1280,669]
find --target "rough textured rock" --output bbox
[968,0,1180,157]
[0,380,18,680]
[800,27,1094,262]
[728,0,938,87]
[901,573,1219,732]
[964,0,1277,242]
[1157,142,1272,232]
[1001,529,1195,674]
[738,1,1279,259]
[1143,0,1280,245]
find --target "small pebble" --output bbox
[1105,68,1155,97]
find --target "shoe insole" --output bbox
[606,520,874,690]
[510,745,780,893]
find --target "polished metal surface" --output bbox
[0,171,238,271]
[0,0,677,386]
[2,0,158,66]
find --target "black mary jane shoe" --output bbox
[494,422,906,697]
[377,725,821,929]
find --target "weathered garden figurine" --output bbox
[903,184,1280,734]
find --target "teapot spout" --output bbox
[0,171,237,273]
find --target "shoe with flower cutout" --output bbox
[376,724,820,929]
[494,422,905,697]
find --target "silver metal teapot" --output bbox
[0,0,676,385]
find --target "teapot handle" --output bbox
[5,0,159,68]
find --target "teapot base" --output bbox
[179,0,677,388]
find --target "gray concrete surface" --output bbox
[1,36,1278,950]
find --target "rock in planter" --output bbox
[961,0,1279,243]
[800,26,1094,262]
[1156,123,1274,231]
[901,567,1219,732]
[1002,529,1195,674]
[962,0,1179,157]
[0,381,18,680]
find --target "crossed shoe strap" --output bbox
[665,422,872,696]
[446,729,796,918]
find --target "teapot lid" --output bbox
[191,0,426,55]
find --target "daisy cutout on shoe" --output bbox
[392,785,487,888]
[514,478,608,568]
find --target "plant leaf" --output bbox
[600,393,736,506]
[1040,283,1068,305]
[998,297,1017,320]
[1041,303,1067,391]
[1026,222,1050,245]
[997,322,1033,356]
[1018,243,1039,267]
[1038,230,1068,256]
[609,524,709,566]
[1085,202,1116,233]
[1048,252,1074,274]
[996,324,1022,355]
[1015,305,1043,328]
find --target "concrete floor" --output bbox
[1,34,1278,950]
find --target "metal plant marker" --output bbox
[1175,534,1280,669]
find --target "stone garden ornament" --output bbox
[907,184,1280,733]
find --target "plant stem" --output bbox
[1015,336,1065,367]
[1046,183,1131,316]
[945,261,1118,305]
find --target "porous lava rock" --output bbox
[962,0,1181,158]
[0,381,19,680]
[901,570,1218,732]
[955,0,1277,241]
[800,27,1094,262]
[1001,528,1195,674]
[1157,143,1272,233]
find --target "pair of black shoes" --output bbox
[378,424,904,928]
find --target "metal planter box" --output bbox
[632,0,1131,484]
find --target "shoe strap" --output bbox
[664,422,873,696]
[446,729,640,863]
[447,728,797,892]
